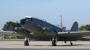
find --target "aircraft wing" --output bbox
[58,31,90,39]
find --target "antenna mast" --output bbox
[60,15,63,29]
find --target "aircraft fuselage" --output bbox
[21,17,62,36]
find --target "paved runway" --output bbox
[0,41,90,50]
[0,48,90,50]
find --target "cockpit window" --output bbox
[25,18,32,21]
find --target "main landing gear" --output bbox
[24,37,29,46]
[52,37,57,46]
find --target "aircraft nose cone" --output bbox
[20,19,26,25]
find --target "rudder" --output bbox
[70,21,78,31]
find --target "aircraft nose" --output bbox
[20,19,26,25]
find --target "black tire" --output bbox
[52,40,56,46]
[24,40,29,46]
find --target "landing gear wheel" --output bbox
[24,40,29,46]
[70,41,73,46]
[52,40,57,46]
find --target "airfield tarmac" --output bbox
[0,41,90,50]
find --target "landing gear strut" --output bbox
[24,37,29,46]
[52,37,57,46]
[68,32,73,46]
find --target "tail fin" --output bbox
[70,21,78,31]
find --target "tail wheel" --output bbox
[70,41,73,46]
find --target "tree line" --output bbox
[2,21,21,31]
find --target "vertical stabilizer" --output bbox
[70,21,78,31]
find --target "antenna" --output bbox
[60,15,63,29]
